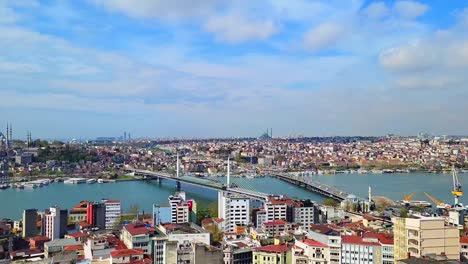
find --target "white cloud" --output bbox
[0,58,42,73]
[363,2,389,20]
[91,0,218,20]
[303,22,344,52]
[0,5,19,24]
[379,40,437,72]
[394,1,428,19]
[204,13,277,43]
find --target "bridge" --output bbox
[127,168,269,201]
[271,172,350,201]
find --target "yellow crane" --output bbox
[424,192,451,209]
[451,166,463,205]
[403,192,416,202]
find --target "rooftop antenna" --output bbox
[227,156,230,188]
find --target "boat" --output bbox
[24,183,38,189]
[358,169,368,174]
[64,178,87,184]
[86,179,97,184]
[0,184,10,189]
[98,179,104,183]
[399,200,432,208]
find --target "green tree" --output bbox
[400,208,409,218]
[323,198,339,207]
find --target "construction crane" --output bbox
[451,166,463,205]
[424,192,451,209]
[403,192,416,202]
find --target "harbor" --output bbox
[1,171,467,220]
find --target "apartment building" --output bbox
[42,206,68,240]
[252,245,291,264]
[308,224,342,264]
[341,235,381,264]
[393,216,460,261]
[102,199,121,230]
[121,223,155,254]
[22,209,38,238]
[293,239,329,263]
[218,191,250,232]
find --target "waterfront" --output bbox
[0,172,467,220]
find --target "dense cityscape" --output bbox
[2,0,468,263]
[1,127,468,263]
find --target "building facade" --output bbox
[23,209,38,238]
[103,199,121,230]
[218,191,250,232]
[42,207,68,240]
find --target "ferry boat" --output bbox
[64,178,87,184]
[400,200,432,208]
[357,169,368,174]
[0,184,10,189]
[86,179,97,184]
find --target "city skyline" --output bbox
[1,1,468,138]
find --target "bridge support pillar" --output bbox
[176,181,181,190]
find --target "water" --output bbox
[0,172,466,220]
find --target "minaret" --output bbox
[227,157,230,188]
[368,186,372,203]
[5,124,9,146]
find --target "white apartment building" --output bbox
[341,235,381,264]
[42,207,61,240]
[308,224,342,264]
[218,191,250,232]
[265,200,288,222]
[294,239,329,264]
[168,192,190,224]
[102,199,121,230]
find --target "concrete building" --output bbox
[23,209,38,238]
[86,202,106,230]
[44,238,81,258]
[377,233,394,264]
[223,246,252,264]
[265,197,291,222]
[153,203,171,226]
[293,200,320,231]
[261,220,291,237]
[102,199,121,230]
[460,236,468,262]
[252,245,291,264]
[121,223,155,254]
[42,207,68,240]
[393,216,460,261]
[308,224,342,264]
[341,235,381,264]
[218,191,250,232]
[152,222,212,264]
[293,239,329,264]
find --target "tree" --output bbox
[209,202,218,218]
[400,208,409,218]
[323,198,339,207]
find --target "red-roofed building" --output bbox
[261,220,291,236]
[341,235,381,264]
[253,245,291,263]
[121,223,155,254]
[29,236,51,251]
[294,239,329,264]
[65,231,88,243]
[461,236,468,262]
[63,244,84,259]
[110,248,151,264]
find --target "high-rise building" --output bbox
[22,209,38,238]
[218,191,250,232]
[392,216,460,261]
[86,202,106,230]
[265,195,293,222]
[102,199,121,230]
[341,235,381,264]
[42,206,68,240]
[293,200,320,231]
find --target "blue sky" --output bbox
[1,0,467,139]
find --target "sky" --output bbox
[1,0,467,139]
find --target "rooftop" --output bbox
[342,235,380,246]
[300,239,328,248]
[123,223,154,236]
[110,249,144,258]
[254,245,290,253]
